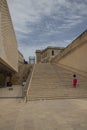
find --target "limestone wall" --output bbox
[0,0,18,72]
[12,64,33,85]
[56,31,87,73]
[18,51,24,66]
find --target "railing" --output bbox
[22,65,34,99]
[24,64,35,102]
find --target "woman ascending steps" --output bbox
[73,74,77,88]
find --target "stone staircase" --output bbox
[27,63,87,101]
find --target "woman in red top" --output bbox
[73,74,77,88]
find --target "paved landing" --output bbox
[0,99,87,130]
[0,85,22,98]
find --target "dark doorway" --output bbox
[0,73,5,87]
[52,50,54,56]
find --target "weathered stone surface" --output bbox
[27,63,87,101]
[0,98,87,130]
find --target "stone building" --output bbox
[0,0,19,86]
[36,46,64,63]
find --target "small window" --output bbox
[52,50,54,55]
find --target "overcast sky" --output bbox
[7,0,87,61]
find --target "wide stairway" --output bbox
[27,63,87,101]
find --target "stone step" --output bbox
[28,95,87,101]
[27,63,87,101]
